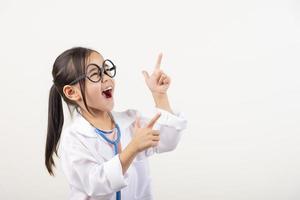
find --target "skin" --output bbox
[63,52,174,174]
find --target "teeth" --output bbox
[103,86,112,91]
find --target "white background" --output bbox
[0,0,299,199]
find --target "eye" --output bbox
[90,72,99,77]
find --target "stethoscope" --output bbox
[94,114,122,200]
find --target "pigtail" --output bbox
[45,47,97,175]
[45,84,64,176]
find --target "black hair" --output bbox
[45,47,99,175]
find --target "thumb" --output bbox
[142,70,150,80]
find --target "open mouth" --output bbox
[102,86,113,98]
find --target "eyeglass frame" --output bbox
[68,59,116,85]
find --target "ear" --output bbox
[63,85,82,101]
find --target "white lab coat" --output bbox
[59,107,187,200]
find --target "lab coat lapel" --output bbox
[111,110,136,152]
[72,112,114,161]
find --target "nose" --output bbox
[101,73,112,83]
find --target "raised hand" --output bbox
[142,53,171,95]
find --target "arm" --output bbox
[119,142,138,174]
[152,93,173,114]
[142,53,173,114]
[140,53,187,156]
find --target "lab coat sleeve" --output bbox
[136,107,187,158]
[60,140,129,199]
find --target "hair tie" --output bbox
[52,80,58,87]
[52,80,58,89]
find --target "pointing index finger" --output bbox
[155,53,163,69]
[147,112,161,129]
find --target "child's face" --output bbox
[80,52,115,113]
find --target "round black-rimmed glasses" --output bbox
[69,59,116,85]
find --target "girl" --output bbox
[45,47,187,200]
